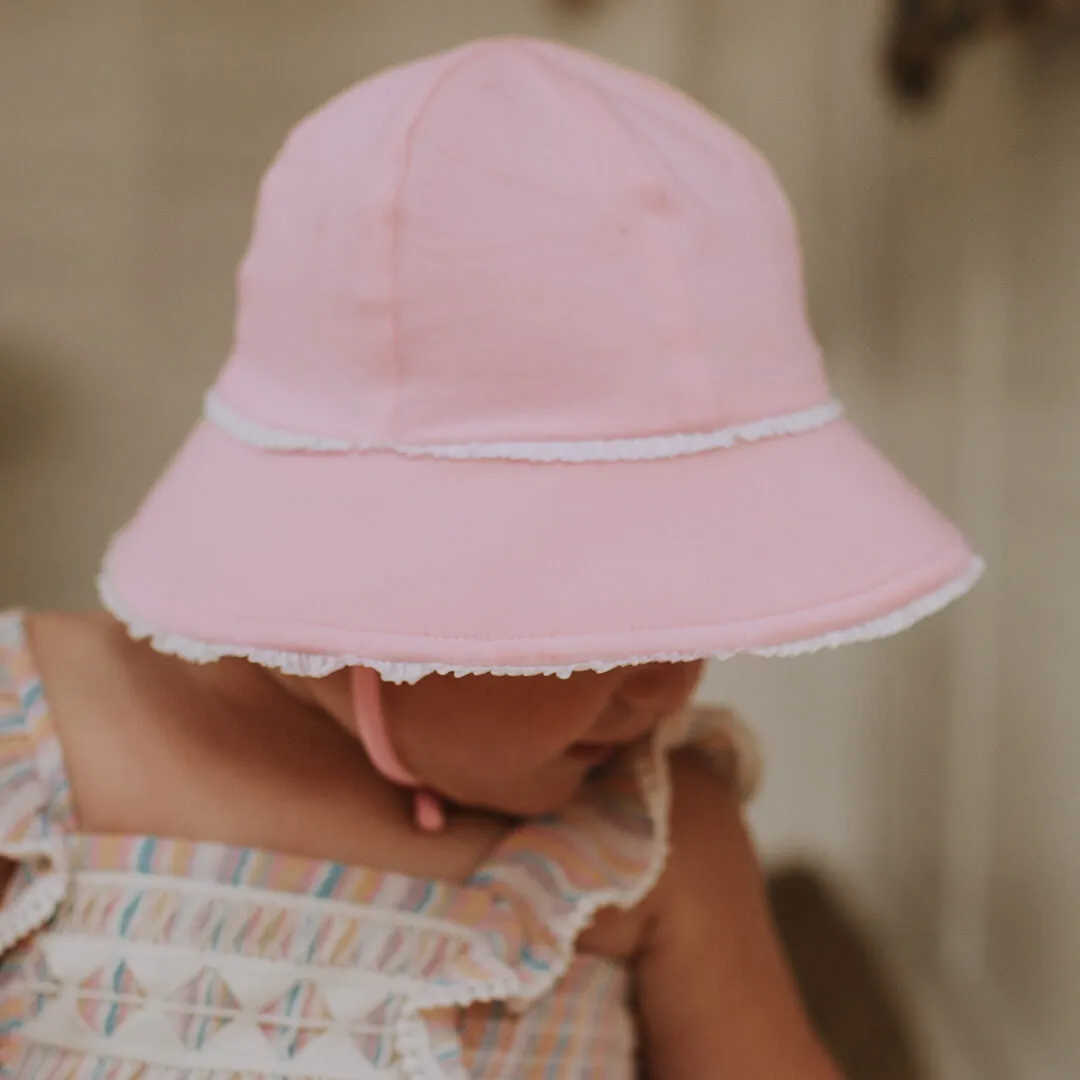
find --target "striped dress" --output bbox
[0,611,672,1080]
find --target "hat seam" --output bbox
[521,41,712,431]
[387,41,497,445]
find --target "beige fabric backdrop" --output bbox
[2,4,1078,1076]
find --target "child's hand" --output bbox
[633,749,844,1080]
[678,704,763,802]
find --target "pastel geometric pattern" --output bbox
[351,998,402,1069]
[353,1030,393,1069]
[3,847,648,1079]
[24,947,57,1021]
[62,878,474,980]
[0,614,659,1078]
[76,961,148,1035]
[257,979,336,1059]
[165,966,242,1049]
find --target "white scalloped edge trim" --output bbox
[391,730,674,1080]
[0,838,69,957]
[98,557,985,685]
[204,390,845,463]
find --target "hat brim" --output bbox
[101,419,980,682]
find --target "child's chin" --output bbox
[486,782,583,820]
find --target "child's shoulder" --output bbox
[23,610,136,703]
[0,609,107,765]
[18,610,261,845]
[18,611,154,822]
[18,611,302,844]
[21,609,136,703]
[15,614,507,876]
[0,610,106,897]
[24,609,148,741]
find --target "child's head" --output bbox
[97,38,978,808]
[298,662,703,816]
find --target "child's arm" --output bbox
[634,750,844,1080]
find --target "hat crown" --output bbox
[213,38,829,451]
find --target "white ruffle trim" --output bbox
[0,838,69,957]
[205,390,845,463]
[392,731,674,1080]
[98,557,984,684]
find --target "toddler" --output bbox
[0,38,980,1080]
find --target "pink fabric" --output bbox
[107,419,972,667]
[213,38,827,447]
[101,37,978,673]
[351,667,446,831]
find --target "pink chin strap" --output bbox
[350,667,446,833]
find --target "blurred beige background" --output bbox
[2,3,1078,1077]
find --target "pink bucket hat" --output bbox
[99,37,982,684]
